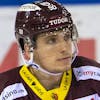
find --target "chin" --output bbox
[60,65,71,72]
[55,67,71,73]
[48,64,71,73]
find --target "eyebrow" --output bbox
[39,33,58,39]
[45,34,59,40]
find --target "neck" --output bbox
[29,67,63,90]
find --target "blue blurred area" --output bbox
[0,0,100,6]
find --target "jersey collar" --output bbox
[19,65,72,100]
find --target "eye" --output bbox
[47,37,57,44]
[64,34,71,41]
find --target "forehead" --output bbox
[38,27,71,38]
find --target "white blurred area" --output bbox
[66,4,100,62]
[0,7,18,63]
[0,4,100,66]
[66,4,100,38]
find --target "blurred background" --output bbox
[0,0,100,73]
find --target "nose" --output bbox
[60,41,69,54]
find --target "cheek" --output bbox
[37,49,56,66]
[39,50,56,62]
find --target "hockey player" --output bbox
[0,0,100,100]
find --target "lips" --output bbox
[57,56,71,61]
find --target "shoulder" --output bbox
[72,56,100,81]
[0,66,22,79]
[0,66,22,91]
[72,56,100,68]
[0,66,28,99]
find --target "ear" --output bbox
[24,43,30,51]
[23,43,31,60]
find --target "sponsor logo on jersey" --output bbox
[75,93,100,100]
[73,66,100,81]
[0,83,28,100]
[49,17,68,26]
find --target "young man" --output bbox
[0,0,100,100]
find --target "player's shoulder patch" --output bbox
[0,83,28,100]
[75,93,100,100]
[73,65,100,81]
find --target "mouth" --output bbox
[57,56,72,62]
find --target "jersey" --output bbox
[0,56,100,100]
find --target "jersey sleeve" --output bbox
[72,56,100,98]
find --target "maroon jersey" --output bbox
[0,56,100,100]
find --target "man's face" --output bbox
[33,29,73,73]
